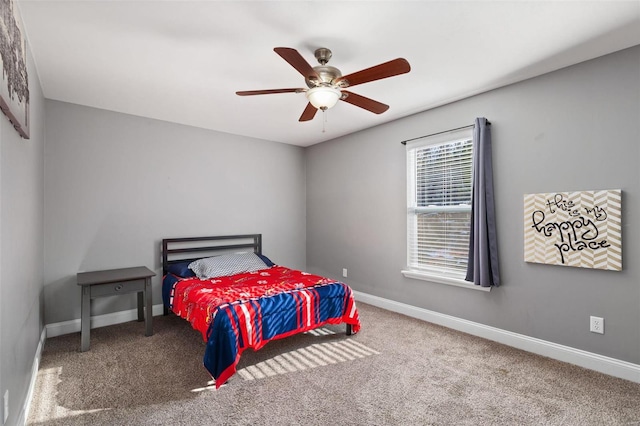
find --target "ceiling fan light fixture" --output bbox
[306,86,342,110]
[238,47,411,122]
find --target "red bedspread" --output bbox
[169,266,361,387]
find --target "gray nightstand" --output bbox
[77,266,156,351]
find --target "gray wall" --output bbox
[306,46,640,364]
[0,50,45,424]
[43,101,307,325]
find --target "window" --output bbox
[404,128,473,284]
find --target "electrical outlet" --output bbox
[3,390,8,424]
[342,268,348,278]
[590,316,604,334]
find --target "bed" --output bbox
[161,234,361,388]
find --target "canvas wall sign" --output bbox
[0,0,30,139]
[524,189,621,271]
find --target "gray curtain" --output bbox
[465,117,500,287]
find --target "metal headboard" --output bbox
[161,234,262,274]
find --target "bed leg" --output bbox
[346,324,353,336]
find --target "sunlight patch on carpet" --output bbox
[236,328,379,382]
[27,367,112,423]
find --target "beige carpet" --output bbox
[28,303,640,425]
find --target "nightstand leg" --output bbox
[144,277,153,336]
[80,286,90,351]
[137,291,144,322]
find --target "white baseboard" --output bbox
[46,304,166,338]
[353,291,640,384]
[19,327,46,426]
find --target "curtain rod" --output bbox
[400,121,491,145]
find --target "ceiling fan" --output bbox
[236,47,411,122]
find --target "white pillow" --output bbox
[188,252,269,279]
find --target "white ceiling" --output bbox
[17,1,640,147]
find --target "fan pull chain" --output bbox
[322,109,327,133]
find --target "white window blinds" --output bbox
[406,128,473,279]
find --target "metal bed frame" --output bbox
[161,234,262,315]
[162,234,262,273]
[160,233,352,334]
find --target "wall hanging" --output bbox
[524,189,621,271]
[0,0,30,139]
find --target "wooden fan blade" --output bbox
[340,91,389,114]
[336,58,410,88]
[274,47,319,80]
[299,103,318,121]
[236,88,304,96]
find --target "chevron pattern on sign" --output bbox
[523,189,621,271]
